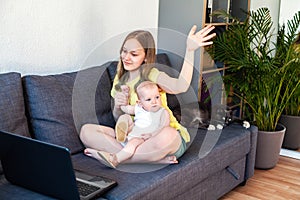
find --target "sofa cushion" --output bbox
[72,64,116,130]
[0,72,31,175]
[0,72,30,137]
[23,66,114,154]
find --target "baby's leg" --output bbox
[115,114,133,142]
[116,138,144,163]
[97,138,144,168]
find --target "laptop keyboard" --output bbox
[76,180,101,197]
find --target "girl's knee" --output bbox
[151,127,180,150]
[160,127,179,141]
[161,127,181,148]
[79,124,93,142]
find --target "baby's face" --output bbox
[138,87,162,112]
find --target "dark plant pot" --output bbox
[279,115,300,150]
[255,124,286,169]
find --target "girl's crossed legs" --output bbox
[80,124,181,165]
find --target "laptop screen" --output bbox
[0,130,80,199]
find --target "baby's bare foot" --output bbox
[115,121,128,143]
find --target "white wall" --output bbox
[1,0,298,75]
[250,0,281,33]
[250,0,299,52]
[279,0,300,33]
[0,0,159,75]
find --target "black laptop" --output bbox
[0,130,117,200]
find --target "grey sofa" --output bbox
[0,54,257,200]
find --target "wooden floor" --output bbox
[221,155,300,200]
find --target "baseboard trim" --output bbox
[280,148,300,160]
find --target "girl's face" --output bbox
[121,38,146,72]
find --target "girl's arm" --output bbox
[112,98,123,121]
[112,85,130,120]
[157,25,216,94]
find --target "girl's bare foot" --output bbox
[84,148,119,168]
[84,148,104,162]
[155,155,178,164]
[97,151,119,168]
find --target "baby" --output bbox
[97,81,170,168]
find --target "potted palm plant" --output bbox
[206,7,300,169]
[279,34,300,150]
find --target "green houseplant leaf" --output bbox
[206,7,300,131]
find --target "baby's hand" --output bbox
[140,133,152,140]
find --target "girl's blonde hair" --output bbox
[115,30,156,91]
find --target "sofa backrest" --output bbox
[0,72,30,137]
[22,64,115,154]
[0,72,31,175]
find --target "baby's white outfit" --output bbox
[127,105,165,140]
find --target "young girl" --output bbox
[80,25,216,166]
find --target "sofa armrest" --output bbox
[244,125,258,180]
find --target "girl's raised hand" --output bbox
[186,25,216,51]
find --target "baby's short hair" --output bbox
[135,81,159,99]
